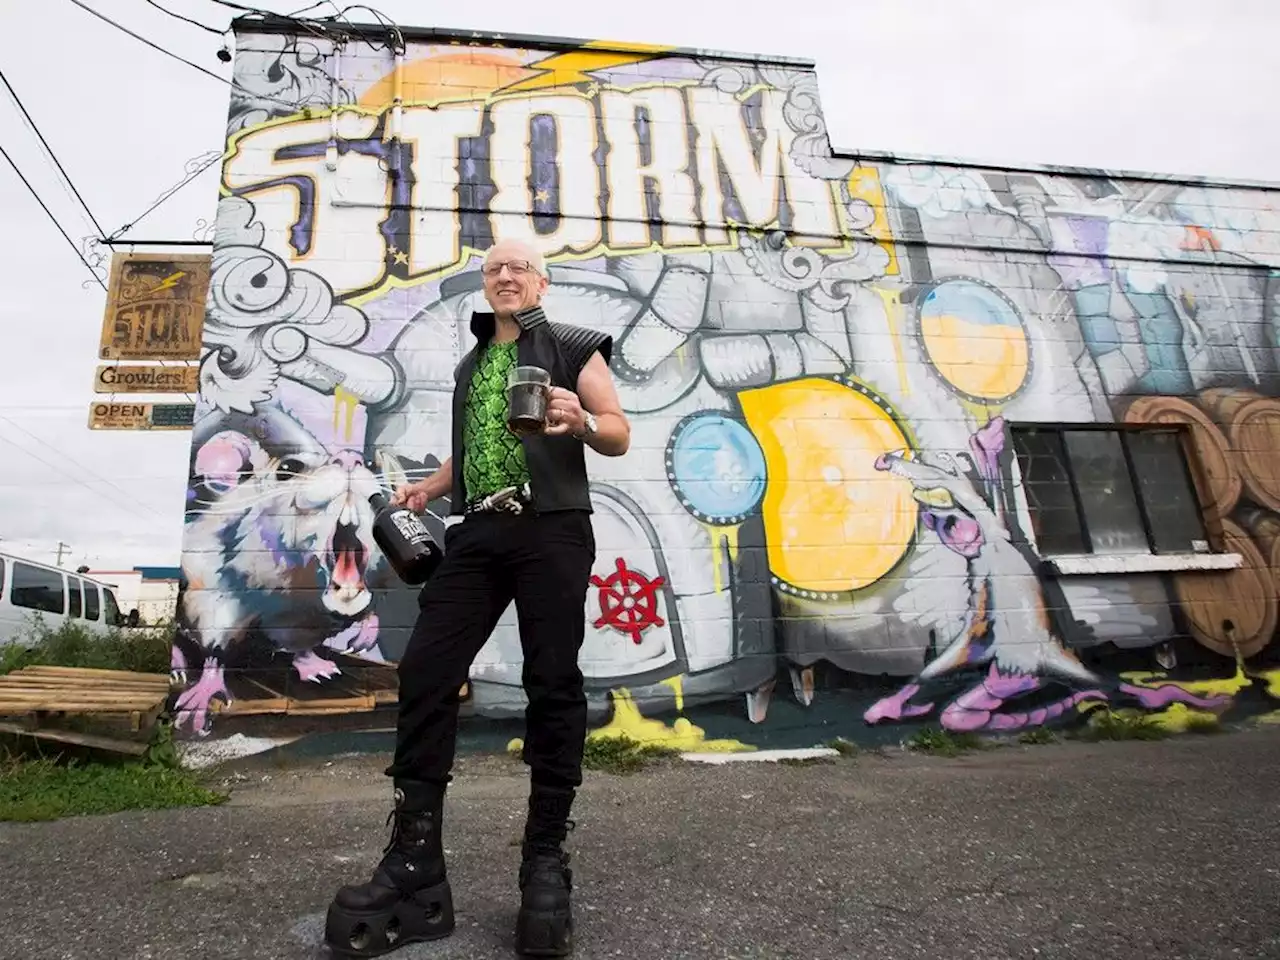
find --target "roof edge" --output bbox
[230,14,817,68]
[832,144,1280,193]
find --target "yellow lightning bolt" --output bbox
[498,41,672,94]
[149,271,186,294]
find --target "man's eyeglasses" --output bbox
[481,259,537,276]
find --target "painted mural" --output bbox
[172,26,1280,742]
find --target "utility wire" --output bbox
[67,0,324,111]
[0,142,107,291]
[143,0,227,35]
[66,0,233,85]
[107,151,222,242]
[204,0,402,50]
[0,422,170,526]
[0,68,107,239]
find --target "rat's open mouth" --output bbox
[323,499,372,619]
[327,518,367,590]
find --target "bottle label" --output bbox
[390,509,432,545]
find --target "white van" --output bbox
[0,551,138,647]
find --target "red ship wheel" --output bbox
[591,557,666,644]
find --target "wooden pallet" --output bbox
[0,665,173,754]
[205,654,468,719]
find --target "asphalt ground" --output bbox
[3,727,1279,960]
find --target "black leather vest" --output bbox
[450,304,612,515]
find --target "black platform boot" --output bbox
[324,779,455,958]
[514,785,577,957]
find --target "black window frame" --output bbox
[1010,421,1212,557]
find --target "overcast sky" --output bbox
[1,0,1277,572]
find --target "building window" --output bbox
[1011,424,1209,556]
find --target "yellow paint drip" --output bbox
[1256,668,1280,700]
[708,524,741,594]
[1120,660,1252,699]
[847,167,899,275]
[333,385,360,441]
[659,675,686,713]
[957,398,993,426]
[1143,703,1221,734]
[588,689,752,753]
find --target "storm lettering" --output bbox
[222,83,844,297]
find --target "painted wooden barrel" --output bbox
[1171,517,1277,658]
[1238,508,1280,660]
[1200,388,1280,513]
[1122,395,1240,521]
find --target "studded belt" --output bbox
[464,483,533,515]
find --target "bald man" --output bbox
[326,238,630,959]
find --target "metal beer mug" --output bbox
[506,365,551,436]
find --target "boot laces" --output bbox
[382,807,433,857]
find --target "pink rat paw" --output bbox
[174,660,230,736]
[864,684,934,724]
[293,649,342,683]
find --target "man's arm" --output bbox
[544,351,630,456]
[574,351,630,456]
[392,456,452,511]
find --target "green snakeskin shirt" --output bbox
[461,340,531,502]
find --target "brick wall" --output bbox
[171,24,1280,743]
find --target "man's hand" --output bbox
[551,352,630,456]
[389,457,452,513]
[542,387,587,437]
[390,481,431,513]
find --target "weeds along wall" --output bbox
[173,23,1280,744]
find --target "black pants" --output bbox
[386,508,596,790]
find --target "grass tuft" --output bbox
[581,735,680,774]
[0,752,227,823]
[1018,728,1059,746]
[824,737,860,757]
[1074,708,1168,742]
[905,727,985,757]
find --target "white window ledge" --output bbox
[1045,552,1243,576]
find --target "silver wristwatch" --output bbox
[577,412,598,440]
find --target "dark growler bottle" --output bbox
[368,490,442,585]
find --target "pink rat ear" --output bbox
[195,431,254,492]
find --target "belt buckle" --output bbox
[468,484,529,515]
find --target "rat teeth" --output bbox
[339,501,355,526]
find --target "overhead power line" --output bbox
[0,68,107,239]
[66,0,233,86]
[65,0,323,111]
[143,0,226,35]
[0,142,107,291]
[106,150,223,242]
[0,419,171,526]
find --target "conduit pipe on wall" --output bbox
[387,47,404,180]
[326,43,343,172]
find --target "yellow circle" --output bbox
[738,377,916,594]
